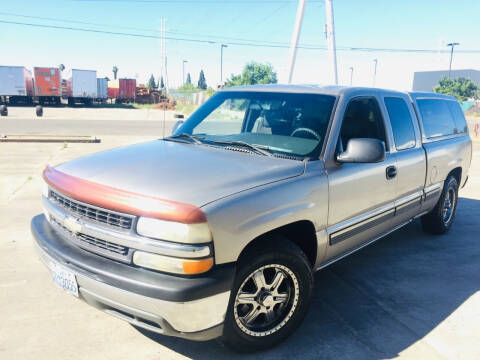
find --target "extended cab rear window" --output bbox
[416,98,463,139]
[384,97,416,150]
[446,101,468,134]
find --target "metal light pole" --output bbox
[182,59,188,85]
[287,0,306,83]
[447,42,459,79]
[325,0,338,84]
[220,44,228,85]
[373,58,378,87]
[349,67,354,85]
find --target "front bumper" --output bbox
[31,214,235,341]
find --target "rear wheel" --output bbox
[222,236,313,352]
[421,175,459,234]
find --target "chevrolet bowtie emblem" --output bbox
[63,216,82,234]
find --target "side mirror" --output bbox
[336,138,385,163]
[171,120,184,135]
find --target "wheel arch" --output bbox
[237,220,318,268]
[447,167,462,185]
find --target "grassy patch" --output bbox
[175,103,198,116]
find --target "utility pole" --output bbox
[372,58,378,87]
[325,0,338,85]
[349,67,354,85]
[220,44,228,85]
[447,42,459,79]
[182,59,188,85]
[287,0,306,83]
[160,18,169,93]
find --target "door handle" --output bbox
[386,166,397,180]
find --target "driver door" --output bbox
[325,97,398,260]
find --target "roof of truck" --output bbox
[223,84,457,100]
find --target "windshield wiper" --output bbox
[164,133,204,145]
[209,140,273,156]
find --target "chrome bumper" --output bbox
[32,214,233,341]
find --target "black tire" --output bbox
[36,105,43,117]
[421,175,459,234]
[0,105,7,116]
[222,236,313,352]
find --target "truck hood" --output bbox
[55,140,305,207]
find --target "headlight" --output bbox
[133,251,213,274]
[136,217,211,244]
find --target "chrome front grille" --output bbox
[50,217,130,261]
[49,190,133,230]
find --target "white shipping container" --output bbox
[96,78,108,99]
[69,69,97,98]
[0,66,33,96]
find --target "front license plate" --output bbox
[50,261,79,297]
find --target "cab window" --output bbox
[340,97,388,150]
[384,97,416,150]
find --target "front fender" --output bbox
[203,162,329,266]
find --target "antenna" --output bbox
[160,17,168,138]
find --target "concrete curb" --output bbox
[0,135,100,143]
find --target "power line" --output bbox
[0,11,295,46]
[1,19,480,54]
[72,0,323,3]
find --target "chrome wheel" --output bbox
[442,187,456,225]
[233,264,299,337]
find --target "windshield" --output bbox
[173,91,336,158]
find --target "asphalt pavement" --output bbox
[0,118,175,136]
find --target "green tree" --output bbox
[146,74,156,89]
[159,76,165,89]
[112,66,118,80]
[433,77,478,101]
[186,73,192,85]
[226,62,277,87]
[197,70,207,90]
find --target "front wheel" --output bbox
[222,237,313,352]
[421,175,459,234]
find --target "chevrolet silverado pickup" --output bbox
[32,85,472,351]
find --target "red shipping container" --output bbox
[108,87,119,99]
[118,78,136,100]
[34,67,61,96]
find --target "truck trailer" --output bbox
[34,67,62,105]
[0,66,34,104]
[96,78,108,103]
[117,78,136,103]
[65,69,97,105]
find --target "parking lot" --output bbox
[1,108,480,359]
